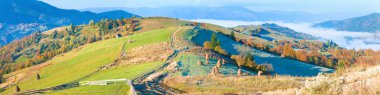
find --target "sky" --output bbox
[40,0,380,14]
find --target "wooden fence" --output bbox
[79,79,129,86]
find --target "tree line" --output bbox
[227,31,380,69]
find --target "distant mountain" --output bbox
[85,6,263,21]
[261,23,318,40]
[0,0,138,46]
[82,6,361,22]
[233,23,318,40]
[98,10,138,19]
[313,13,380,32]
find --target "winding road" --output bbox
[132,27,187,95]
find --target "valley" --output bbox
[0,17,346,94]
[0,0,380,95]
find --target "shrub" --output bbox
[214,46,228,56]
[198,60,202,65]
[203,41,212,50]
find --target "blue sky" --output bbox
[40,0,380,13]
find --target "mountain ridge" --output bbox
[313,13,380,32]
[81,6,364,22]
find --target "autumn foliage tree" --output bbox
[282,44,296,58]
[231,53,256,70]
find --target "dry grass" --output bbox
[143,71,164,82]
[120,42,174,65]
[163,75,304,94]
[137,17,190,33]
[303,64,380,95]
[0,61,52,89]
[166,61,180,72]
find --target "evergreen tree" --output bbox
[69,23,75,35]
[15,85,20,92]
[36,73,41,80]
[210,32,218,49]
[112,20,117,30]
[230,31,235,40]
[52,30,58,39]
[217,39,221,46]
[92,35,97,42]
[0,74,3,83]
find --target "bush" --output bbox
[214,46,228,56]
[231,55,245,67]
[203,41,212,50]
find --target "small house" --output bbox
[115,34,122,38]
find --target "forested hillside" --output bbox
[0,0,138,46]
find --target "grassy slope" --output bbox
[47,84,130,95]
[82,61,164,81]
[191,28,334,76]
[46,27,175,94]
[173,54,255,76]
[137,17,191,33]
[1,25,177,94]
[124,27,174,50]
[1,36,127,94]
